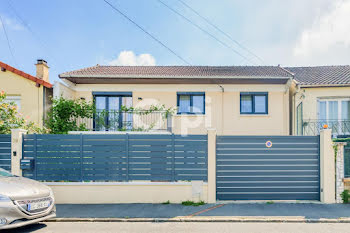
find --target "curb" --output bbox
[45,217,350,223]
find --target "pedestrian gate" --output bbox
[216,136,320,200]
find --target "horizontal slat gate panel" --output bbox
[216,135,320,201]
[22,134,208,182]
[82,134,127,181]
[217,136,319,143]
[175,135,208,181]
[0,134,11,171]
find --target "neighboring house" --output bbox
[287,66,350,137]
[0,59,53,127]
[57,66,293,135]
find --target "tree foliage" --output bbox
[45,97,94,134]
[0,91,45,134]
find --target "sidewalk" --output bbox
[50,203,350,223]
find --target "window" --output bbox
[318,99,350,120]
[318,99,350,136]
[177,92,205,114]
[240,92,268,114]
[4,96,21,111]
[93,92,132,131]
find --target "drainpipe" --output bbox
[278,65,297,135]
[293,84,301,135]
[218,84,224,135]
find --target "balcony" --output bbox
[302,120,350,137]
[75,110,172,132]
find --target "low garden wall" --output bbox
[47,181,207,204]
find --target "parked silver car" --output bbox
[0,168,56,230]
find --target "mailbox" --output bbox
[20,159,34,170]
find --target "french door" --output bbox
[94,94,132,131]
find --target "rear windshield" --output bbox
[0,168,14,177]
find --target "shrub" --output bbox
[0,91,46,134]
[45,97,94,134]
[341,190,350,204]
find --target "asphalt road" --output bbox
[56,203,350,219]
[4,222,350,233]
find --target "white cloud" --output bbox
[108,51,156,66]
[294,0,350,57]
[0,15,24,31]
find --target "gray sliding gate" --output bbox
[216,136,320,201]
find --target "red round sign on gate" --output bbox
[265,140,273,148]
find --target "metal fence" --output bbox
[303,120,350,137]
[22,134,207,182]
[76,111,172,132]
[0,134,11,171]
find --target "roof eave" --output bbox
[60,75,290,85]
[300,83,350,88]
[58,74,291,79]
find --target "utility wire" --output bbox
[0,14,18,67]
[157,0,256,65]
[103,0,191,65]
[7,0,62,68]
[177,0,265,64]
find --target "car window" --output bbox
[0,168,13,177]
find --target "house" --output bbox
[57,65,293,135]
[287,66,350,137]
[0,59,53,127]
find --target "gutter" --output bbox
[59,74,291,80]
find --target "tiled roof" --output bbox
[286,66,350,86]
[0,61,52,88]
[59,65,292,78]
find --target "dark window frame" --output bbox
[177,92,205,115]
[240,92,268,115]
[93,92,132,131]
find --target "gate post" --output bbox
[11,129,27,176]
[207,128,216,203]
[320,129,336,203]
[335,142,346,203]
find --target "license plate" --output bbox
[28,201,50,211]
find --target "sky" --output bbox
[0,0,350,83]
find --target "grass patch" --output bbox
[181,200,205,206]
[266,201,274,204]
[162,200,170,205]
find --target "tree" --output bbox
[0,91,44,134]
[45,97,94,134]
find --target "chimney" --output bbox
[35,59,49,83]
